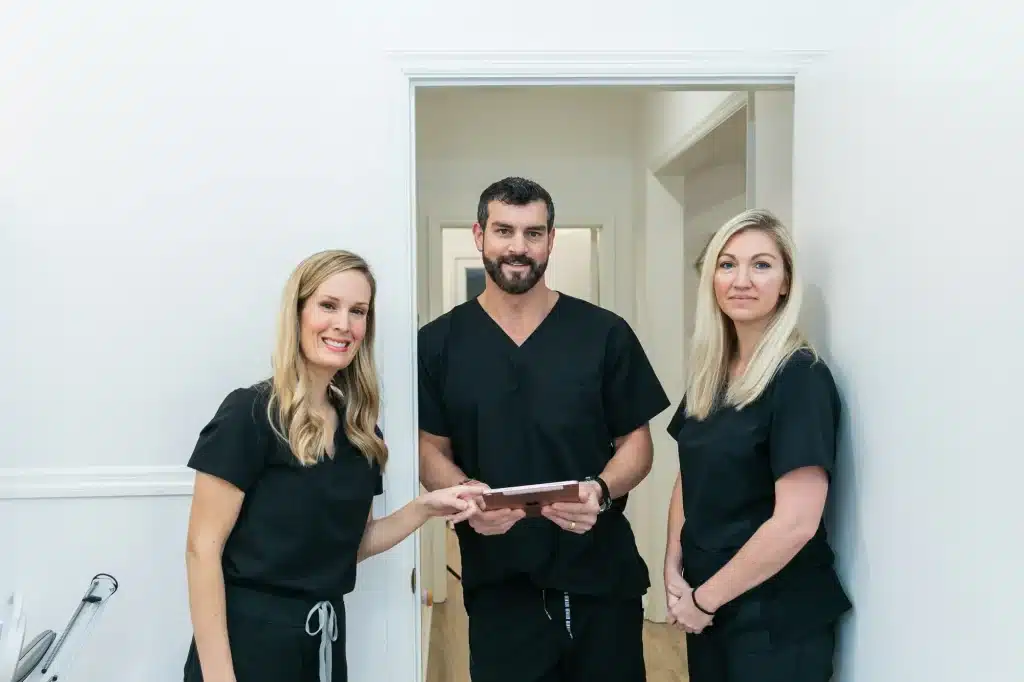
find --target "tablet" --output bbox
[480,480,581,517]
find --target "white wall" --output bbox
[0,493,191,680]
[643,91,738,168]
[0,0,923,680]
[793,2,1024,679]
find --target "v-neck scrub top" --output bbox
[666,350,852,640]
[418,294,671,597]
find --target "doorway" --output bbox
[412,83,794,682]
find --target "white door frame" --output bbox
[388,49,828,682]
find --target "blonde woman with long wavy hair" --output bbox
[183,250,484,682]
[662,210,852,682]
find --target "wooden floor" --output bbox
[426,529,688,682]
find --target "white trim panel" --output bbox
[0,465,194,499]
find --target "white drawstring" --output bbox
[305,601,338,682]
[540,589,573,639]
[563,592,573,639]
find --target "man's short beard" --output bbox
[483,254,548,295]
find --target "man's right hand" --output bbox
[461,481,526,536]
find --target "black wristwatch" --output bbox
[583,475,613,513]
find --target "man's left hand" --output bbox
[541,480,602,534]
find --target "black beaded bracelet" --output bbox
[691,587,715,616]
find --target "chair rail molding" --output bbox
[0,465,194,499]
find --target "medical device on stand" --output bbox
[0,573,119,682]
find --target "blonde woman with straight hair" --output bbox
[183,250,484,682]
[663,210,852,682]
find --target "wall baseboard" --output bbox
[0,465,194,500]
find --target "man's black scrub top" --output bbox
[418,294,670,597]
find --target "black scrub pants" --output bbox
[686,621,836,682]
[183,584,347,682]
[464,577,646,682]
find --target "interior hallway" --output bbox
[426,528,689,682]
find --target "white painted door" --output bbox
[791,5,1020,680]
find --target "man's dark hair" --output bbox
[477,177,555,230]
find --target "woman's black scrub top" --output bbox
[667,350,852,639]
[187,382,384,602]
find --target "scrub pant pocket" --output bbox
[183,585,347,682]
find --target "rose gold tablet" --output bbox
[480,480,581,517]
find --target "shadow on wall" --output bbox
[802,281,862,682]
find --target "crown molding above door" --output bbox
[388,49,828,87]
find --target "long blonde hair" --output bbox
[686,209,812,420]
[266,250,388,468]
